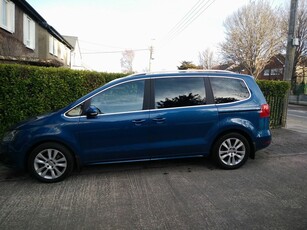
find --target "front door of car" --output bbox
[77,79,151,163]
[149,77,218,159]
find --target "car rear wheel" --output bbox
[28,143,74,183]
[213,133,250,169]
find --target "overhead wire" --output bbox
[159,0,217,47]
[162,0,205,43]
[78,39,127,50]
[80,0,217,56]
[79,40,149,55]
[81,48,149,55]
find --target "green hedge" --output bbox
[0,64,126,136]
[293,82,307,95]
[256,80,290,97]
[256,80,290,128]
[0,64,291,137]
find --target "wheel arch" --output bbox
[24,140,82,172]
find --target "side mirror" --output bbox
[85,105,100,118]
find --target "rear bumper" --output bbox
[255,130,272,151]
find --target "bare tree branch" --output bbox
[120,50,135,73]
[199,48,215,69]
[220,0,284,78]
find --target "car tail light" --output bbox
[260,104,270,118]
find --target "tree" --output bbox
[177,61,200,70]
[281,0,307,87]
[220,0,284,78]
[199,48,215,69]
[120,50,135,73]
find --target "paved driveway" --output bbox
[1,128,307,230]
[1,107,307,230]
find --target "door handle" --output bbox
[153,117,166,123]
[132,119,146,126]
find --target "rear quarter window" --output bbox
[210,77,250,104]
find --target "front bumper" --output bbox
[0,143,13,166]
[0,142,25,170]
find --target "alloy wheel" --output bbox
[218,137,246,166]
[33,148,68,180]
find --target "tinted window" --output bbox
[154,77,206,109]
[210,77,249,104]
[90,80,145,114]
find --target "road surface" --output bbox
[287,104,307,133]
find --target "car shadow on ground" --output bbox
[79,157,217,175]
[0,157,218,183]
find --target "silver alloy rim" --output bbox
[34,149,67,180]
[218,138,246,166]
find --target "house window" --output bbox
[263,69,270,76]
[49,36,59,56]
[66,47,71,66]
[271,68,283,76]
[0,0,15,33]
[60,43,65,60]
[54,39,58,56]
[23,14,35,50]
[2,0,7,26]
[49,36,54,54]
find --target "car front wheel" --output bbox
[213,133,250,169]
[28,143,74,183]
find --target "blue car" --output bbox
[1,70,271,182]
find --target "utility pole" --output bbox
[148,45,154,72]
[148,39,155,72]
[284,0,299,82]
[282,0,299,127]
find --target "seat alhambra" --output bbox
[1,70,271,182]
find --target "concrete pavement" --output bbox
[0,118,307,229]
[287,104,307,134]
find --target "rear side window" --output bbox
[154,77,206,109]
[210,77,250,104]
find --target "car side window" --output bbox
[90,80,145,114]
[66,104,83,117]
[210,77,250,104]
[154,77,206,109]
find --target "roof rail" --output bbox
[145,69,234,75]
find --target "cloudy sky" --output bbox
[26,0,286,72]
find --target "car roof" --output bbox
[67,70,254,111]
[108,70,253,85]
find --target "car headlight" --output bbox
[2,130,19,142]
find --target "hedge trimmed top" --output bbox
[0,64,126,135]
[256,80,290,97]
[0,64,290,135]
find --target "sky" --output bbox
[26,0,287,73]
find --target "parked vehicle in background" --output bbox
[1,70,271,182]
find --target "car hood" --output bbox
[9,109,63,131]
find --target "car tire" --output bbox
[28,143,74,183]
[213,133,250,169]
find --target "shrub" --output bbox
[293,82,306,95]
[0,65,292,136]
[256,80,290,98]
[256,80,290,128]
[0,64,126,136]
